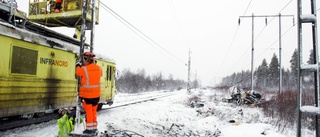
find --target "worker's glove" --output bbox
[69,116,74,122]
[69,115,75,124]
[75,60,82,67]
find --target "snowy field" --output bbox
[0,89,314,137]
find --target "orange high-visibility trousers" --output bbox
[82,98,99,130]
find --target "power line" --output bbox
[253,0,294,42]
[168,0,189,50]
[226,46,251,75]
[238,26,294,70]
[278,0,294,13]
[255,25,295,60]
[247,0,294,71]
[99,3,170,60]
[227,26,294,77]
[99,2,187,67]
[217,0,253,77]
[229,22,295,76]
[225,0,295,76]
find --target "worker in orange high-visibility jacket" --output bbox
[75,52,102,134]
[54,0,62,12]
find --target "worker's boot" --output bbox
[83,129,93,134]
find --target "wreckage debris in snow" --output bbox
[190,101,204,108]
[226,85,263,106]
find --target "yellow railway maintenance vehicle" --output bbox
[28,0,99,28]
[0,1,116,119]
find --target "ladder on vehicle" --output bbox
[0,0,27,27]
[296,0,320,137]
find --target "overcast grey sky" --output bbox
[18,0,319,86]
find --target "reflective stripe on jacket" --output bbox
[76,63,102,98]
[57,114,74,137]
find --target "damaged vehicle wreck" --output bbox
[226,84,262,107]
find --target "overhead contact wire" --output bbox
[227,0,294,76]
[251,0,295,63]
[100,2,186,67]
[218,0,253,76]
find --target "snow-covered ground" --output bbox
[0,89,314,137]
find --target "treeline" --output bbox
[116,68,186,93]
[217,49,318,131]
[218,49,316,90]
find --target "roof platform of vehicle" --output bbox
[0,1,27,22]
[28,0,99,28]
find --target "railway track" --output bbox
[0,91,175,131]
[103,91,175,110]
[0,113,58,131]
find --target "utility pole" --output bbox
[277,13,295,94]
[187,49,191,94]
[296,0,319,136]
[75,0,89,129]
[278,13,282,95]
[238,13,255,92]
[239,13,294,93]
[90,0,96,52]
[194,70,198,88]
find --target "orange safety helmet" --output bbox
[83,52,95,63]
